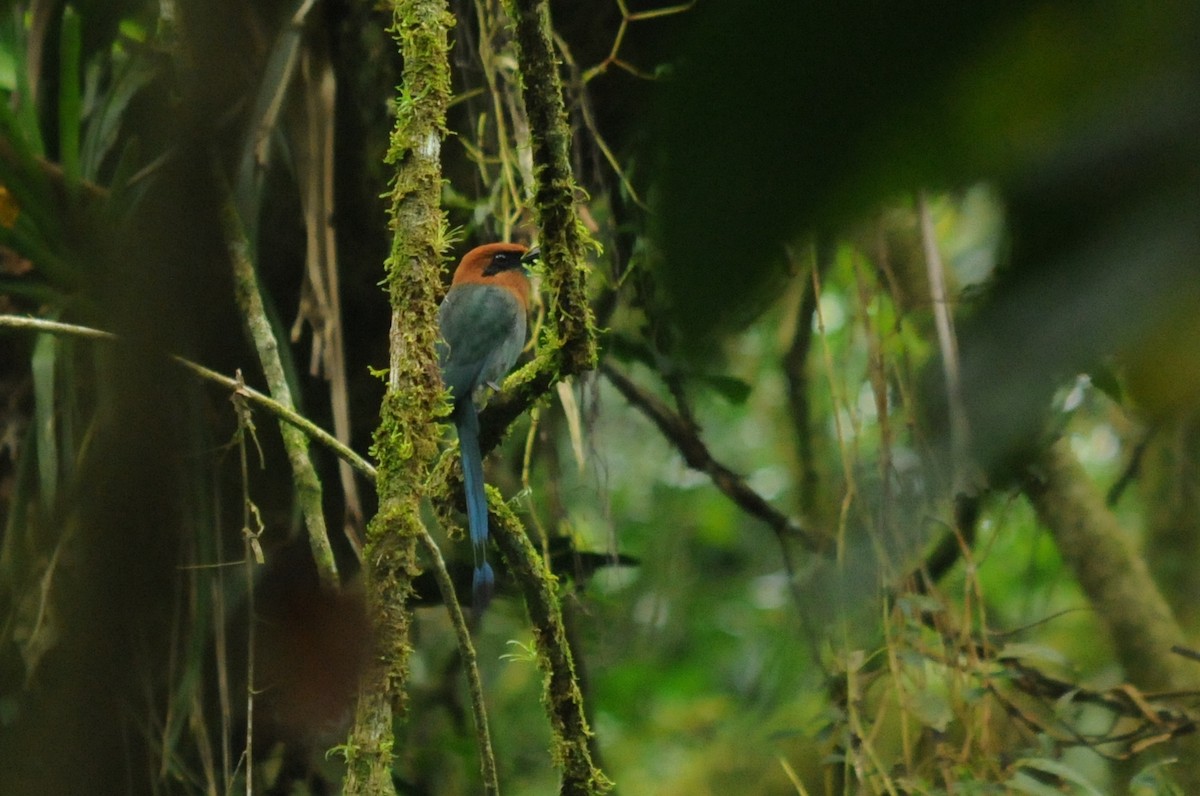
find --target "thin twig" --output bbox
[234,392,259,795]
[213,571,232,792]
[414,532,499,794]
[853,250,896,553]
[918,192,969,487]
[470,0,523,232]
[783,242,828,519]
[999,656,1197,754]
[291,45,364,551]
[234,0,321,227]
[811,257,857,566]
[0,314,376,479]
[601,362,819,552]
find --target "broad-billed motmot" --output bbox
[438,242,537,612]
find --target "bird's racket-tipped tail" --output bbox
[455,401,495,614]
[472,561,495,616]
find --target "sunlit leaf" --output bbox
[1013,757,1106,796]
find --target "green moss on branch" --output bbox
[505,0,598,376]
[488,2,610,792]
[344,1,456,792]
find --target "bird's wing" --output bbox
[438,284,524,400]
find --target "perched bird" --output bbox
[438,242,537,612]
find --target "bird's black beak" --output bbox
[520,246,541,265]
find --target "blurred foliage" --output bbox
[0,0,1199,794]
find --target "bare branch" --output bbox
[602,362,820,553]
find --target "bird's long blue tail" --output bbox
[454,400,495,612]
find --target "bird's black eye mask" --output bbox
[483,250,525,276]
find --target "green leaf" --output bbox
[234,0,316,237]
[1088,364,1123,405]
[909,688,954,733]
[58,5,83,184]
[996,642,1070,668]
[1006,773,1064,796]
[1130,758,1182,795]
[700,374,752,405]
[0,7,45,157]
[0,276,62,306]
[1012,757,1105,796]
[80,46,158,180]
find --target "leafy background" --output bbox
[2,1,1200,794]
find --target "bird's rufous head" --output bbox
[451,242,536,308]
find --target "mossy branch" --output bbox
[217,184,341,591]
[475,0,600,448]
[463,1,606,793]
[1023,436,1200,789]
[489,499,613,795]
[343,1,461,793]
[505,0,598,377]
[1024,437,1194,693]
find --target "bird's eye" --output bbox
[483,251,522,276]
